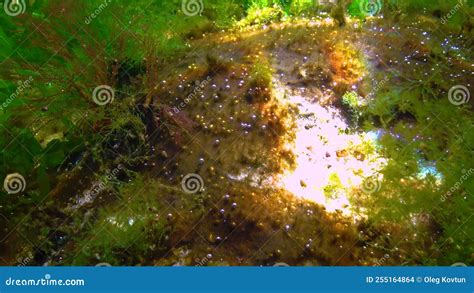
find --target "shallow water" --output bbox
[1,6,472,266]
[272,80,386,216]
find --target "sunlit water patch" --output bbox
[272,82,386,216]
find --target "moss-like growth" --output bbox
[246,59,274,104]
[70,176,168,265]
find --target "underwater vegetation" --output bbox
[0,0,473,266]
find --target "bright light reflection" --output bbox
[273,84,386,216]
